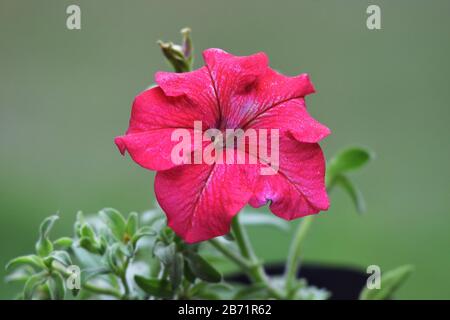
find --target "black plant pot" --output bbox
[226,263,368,300]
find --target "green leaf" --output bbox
[106,243,125,273]
[190,282,234,300]
[149,258,162,278]
[23,272,47,300]
[153,242,176,266]
[35,215,59,257]
[82,267,111,284]
[170,253,184,289]
[99,208,126,240]
[6,255,44,272]
[39,215,59,239]
[189,281,207,296]
[334,174,366,213]
[79,237,100,254]
[80,224,96,240]
[71,245,102,269]
[234,283,269,300]
[71,288,80,298]
[327,147,373,184]
[359,265,414,300]
[46,250,72,267]
[160,226,175,243]
[126,212,139,237]
[48,272,65,300]
[141,209,164,226]
[36,238,53,258]
[98,235,109,254]
[131,226,156,247]
[183,260,196,283]
[134,275,173,298]
[184,251,222,283]
[222,233,235,241]
[5,267,34,283]
[53,237,73,249]
[153,242,184,289]
[240,211,289,231]
[74,211,85,238]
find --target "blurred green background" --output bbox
[1,0,449,299]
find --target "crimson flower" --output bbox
[115,49,330,243]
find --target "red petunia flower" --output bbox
[115,49,330,243]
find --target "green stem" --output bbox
[284,182,334,292]
[208,239,252,272]
[284,215,314,292]
[209,219,284,298]
[119,256,131,299]
[230,215,284,299]
[231,217,255,261]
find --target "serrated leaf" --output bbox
[334,174,366,213]
[134,275,173,298]
[23,272,47,300]
[53,237,73,249]
[240,211,289,231]
[48,272,65,300]
[99,208,126,241]
[359,265,414,300]
[6,255,44,272]
[185,251,222,283]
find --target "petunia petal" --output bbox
[155,67,219,128]
[202,49,317,132]
[115,87,205,171]
[237,69,317,129]
[246,98,330,143]
[115,128,196,171]
[203,48,269,128]
[155,150,259,243]
[249,135,329,219]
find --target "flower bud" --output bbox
[158,27,193,73]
